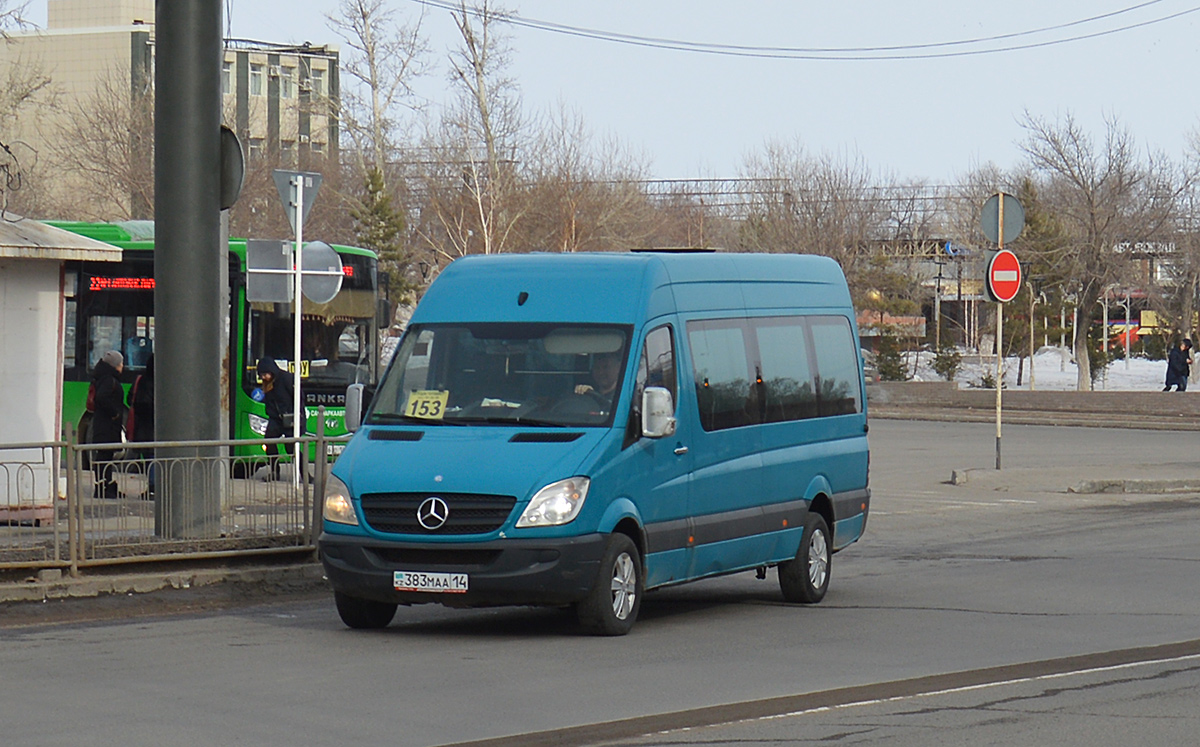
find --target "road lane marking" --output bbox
[438,639,1200,747]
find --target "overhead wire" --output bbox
[406,0,1200,60]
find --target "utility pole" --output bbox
[155,0,223,538]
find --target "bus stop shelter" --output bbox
[0,214,120,519]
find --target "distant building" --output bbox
[0,0,339,218]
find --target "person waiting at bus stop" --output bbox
[1163,338,1193,392]
[126,354,156,498]
[257,357,294,480]
[90,350,127,498]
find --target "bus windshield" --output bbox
[245,295,377,390]
[371,323,631,428]
[243,250,380,393]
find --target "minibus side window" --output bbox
[809,316,862,416]
[626,325,677,447]
[688,320,755,432]
[639,325,677,404]
[754,319,817,422]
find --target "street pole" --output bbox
[1029,289,1036,391]
[995,199,1004,471]
[1124,292,1131,369]
[1060,306,1066,371]
[1072,306,1077,362]
[292,175,304,489]
[935,260,944,351]
[155,0,222,538]
[1102,292,1109,390]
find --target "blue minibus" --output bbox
[320,251,870,634]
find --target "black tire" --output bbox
[779,512,831,604]
[577,533,643,636]
[334,591,397,629]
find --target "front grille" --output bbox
[360,492,517,535]
[368,547,503,568]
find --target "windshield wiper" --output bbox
[511,416,569,428]
[447,415,565,427]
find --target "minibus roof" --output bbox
[413,251,851,325]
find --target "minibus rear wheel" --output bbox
[335,591,398,629]
[778,513,831,604]
[577,533,643,636]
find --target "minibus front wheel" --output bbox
[335,591,398,629]
[577,533,643,636]
[778,513,831,604]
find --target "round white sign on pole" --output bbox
[301,241,343,304]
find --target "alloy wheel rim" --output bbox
[808,529,829,589]
[610,552,637,620]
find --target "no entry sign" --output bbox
[986,249,1022,303]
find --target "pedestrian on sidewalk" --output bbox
[90,350,127,498]
[257,357,294,480]
[126,354,156,498]
[1163,338,1193,392]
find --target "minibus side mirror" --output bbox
[642,387,676,438]
[345,383,365,432]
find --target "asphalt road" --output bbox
[3,420,1199,747]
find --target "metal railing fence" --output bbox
[2,412,348,577]
[0,440,66,570]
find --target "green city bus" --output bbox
[53,220,384,460]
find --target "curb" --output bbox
[869,407,1200,431]
[948,468,1200,496]
[1067,479,1200,495]
[0,562,328,605]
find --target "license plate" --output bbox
[394,571,468,593]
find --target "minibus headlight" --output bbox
[323,474,359,526]
[516,477,590,527]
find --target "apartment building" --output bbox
[0,0,338,218]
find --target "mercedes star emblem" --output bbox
[417,496,449,530]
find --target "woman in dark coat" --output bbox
[257,357,295,478]
[91,350,127,498]
[127,354,155,497]
[128,354,155,443]
[1164,339,1192,392]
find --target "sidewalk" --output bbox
[868,381,1200,430]
[0,560,328,625]
[945,460,1200,495]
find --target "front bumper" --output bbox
[319,532,608,608]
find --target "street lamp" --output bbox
[1120,292,1131,370]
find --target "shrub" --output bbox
[1139,334,1167,361]
[932,345,962,382]
[876,334,909,381]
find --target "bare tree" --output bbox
[737,139,919,315]
[0,1,55,215]
[47,67,153,220]
[521,104,658,252]
[327,0,428,304]
[327,0,427,178]
[413,0,525,261]
[1020,111,1190,389]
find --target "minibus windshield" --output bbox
[370,323,631,427]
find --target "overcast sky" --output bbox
[32,1,1200,183]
